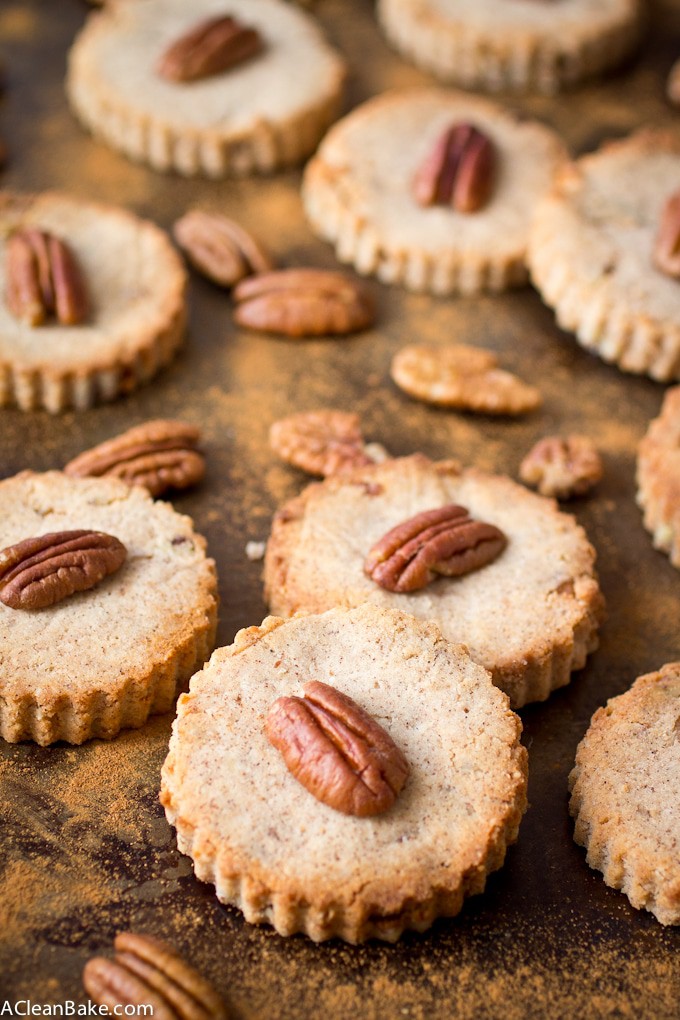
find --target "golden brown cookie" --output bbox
[0,471,217,745]
[264,454,604,707]
[569,663,680,925]
[0,191,186,412]
[68,0,346,177]
[161,603,528,942]
[637,386,680,567]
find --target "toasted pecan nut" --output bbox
[83,932,227,1020]
[413,123,496,213]
[0,530,126,610]
[233,269,375,337]
[364,505,506,593]
[266,680,409,817]
[269,409,376,477]
[653,190,680,279]
[64,420,205,498]
[6,227,88,327]
[156,15,263,83]
[519,435,603,499]
[391,343,541,416]
[173,210,274,288]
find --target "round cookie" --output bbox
[377,0,643,95]
[569,663,680,926]
[0,191,186,412]
[0,471,217,745]
[67,0,346,178]
[160,603,528,943]
[528,130,680,382]
[264,454,604,707]
[637,386,680,568]
[302,88,567,295]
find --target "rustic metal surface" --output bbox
[1,0,679,1016]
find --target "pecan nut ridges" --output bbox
[233,269,375,337]
[0,530,127,610]
[266,680,409,817]
[157,15,263,83]
[64,420,205,498]
[653,190,680,280]
[83,932,228,1020]
[269,409,374,477]
[413,123,496,213]
[364,504,506,593]
[173,210,274,288]
[6,227,88,326]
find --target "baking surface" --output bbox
[0,0,679,1015]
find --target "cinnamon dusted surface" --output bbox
[1,0,680,1012]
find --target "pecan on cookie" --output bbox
[413,123,496,212]
[6,227,88,326]
[157,15,263,83]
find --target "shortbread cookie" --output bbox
[569,664,680,925]
[528,130,680,382]
[0,471,217,745]
[377,0,642,95]
[302,88,566,295]
[637,386,680,567]
[264,455,604,707]
[0,191,186,412]
[67,0,346,177]
[161,603,528,942]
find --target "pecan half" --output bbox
[266,680,409,817]
[83,932,227,1020]
[413,123,496,213]
[364,505,506,593]
[6,227,88,327]
[519,434,602,499]
[270,409,377,477]
[391,343,541,416]
[233,269,375,337]
[173,210,273,288]
[653,190,680,279]
[64,420,205,498]
[0,531,126,610]
[157,15,263,83]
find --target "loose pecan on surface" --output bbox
[413,123,496,213]
[64,420,205,498]
[266,680,409,817]
[6,227,88,327]
[0,531,126,610]
[519,435,602,499]
[83,932,228,1020]
[391,343,541,416]
[269,409,376,477]
[653,190,680,279]
[233,269,375,337]
[157,15,263,83]
[364,505,506,593]
[173,210,274,288]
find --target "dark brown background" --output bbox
[0,1,679,1016]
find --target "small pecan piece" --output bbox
[157,15,263,83]
[6,227,88,327]
[270,409,376,477]
[653,190,680,279]
[519,434,602,499]
[64,420,205,498]
[0,531,126,610]
[266,680,409,817]
[391,343,540,416]
[173,210,274,288]
[233,269,375,337]
[83,932,228,1020]
[413,123,496,213]
[365,505,506,593]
